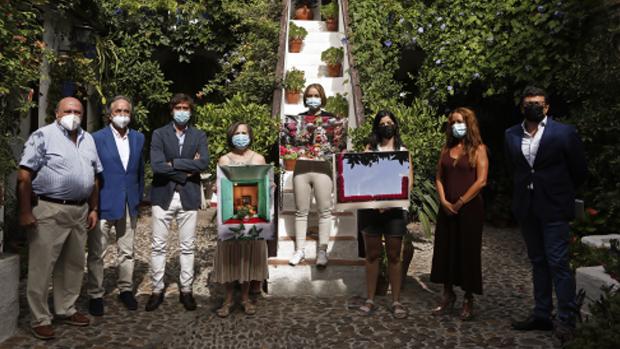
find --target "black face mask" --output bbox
[523,104,545,123]
[378,125,396,139]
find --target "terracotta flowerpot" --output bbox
[326,63,342,77]
[285,90,301,104]
[295,5,313,20]
[376,273,390,296]
[289,38,303,53]
[401,240,414,285]
[283,159,297,171]
[326,18,338,31]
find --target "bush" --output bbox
[566,288,620,349]
[325,93,348,118]
[194,94,279,174]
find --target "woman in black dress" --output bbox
[430,107,488,320]
[358,110,411,319]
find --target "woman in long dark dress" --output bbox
[430,107,488,321]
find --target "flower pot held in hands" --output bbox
[285,90,301,104]
[295,5,313,20]
[326,63,342,77]
[289,38,303,53]
[283,159,297,171]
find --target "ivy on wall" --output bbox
[348,0,620,230]
[0,1,46,179]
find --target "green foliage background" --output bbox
[348,0,620,230]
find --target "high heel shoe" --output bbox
[460,297,474,321]
[432,293,456,316]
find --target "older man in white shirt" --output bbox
[87,96,145,316]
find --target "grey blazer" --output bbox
[150,123,209,210]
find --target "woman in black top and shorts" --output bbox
[358,110,409,319]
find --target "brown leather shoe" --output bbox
[31,325,55,340]
[63,312,90,327]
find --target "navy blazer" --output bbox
[504,118,587,223]
[150,123,209,210]
[93,126,145,220]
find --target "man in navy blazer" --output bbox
[145,93,209,312]
[87,96,145,316]
[505,86,587,339]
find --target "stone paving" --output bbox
[0,208,560,348]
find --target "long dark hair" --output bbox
[368,110,402,150]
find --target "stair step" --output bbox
[278,235,356,241]
[268,258,365,266]
[280,210,353,217]
[290,20,340,33]
[276,239,360,259]
[285,64,335,79]
[278,215,358,240]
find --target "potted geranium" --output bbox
[321,47,344,77]
[288,22,308,53]
[294,0,317,20]
[280,145,300,171]
[283,68,306,104]
[321,1,338,31]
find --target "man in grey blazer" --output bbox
[145,93,209,311]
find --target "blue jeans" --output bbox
[520,212,576,326]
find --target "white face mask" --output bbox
[451,122,467,138]
[59,113,81,131]
[111,115,130,129]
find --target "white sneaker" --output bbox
[316,250,328,268]
[289,250,305,266]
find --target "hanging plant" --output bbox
[283,68,306,104]
[288,22,308,53]
[294,0,317,20]
[321,1,338,31]
[320,47,344,77]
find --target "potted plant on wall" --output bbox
[288,22,308,53]
[283,68,306,104]
[294,0,317,20]
[321,47,344,77]
[321,1,338,31]
[325,93,348,118]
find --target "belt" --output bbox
[39,196,87,206]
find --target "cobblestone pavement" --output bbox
[1,209,560,348]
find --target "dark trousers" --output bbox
[520,211,576,326]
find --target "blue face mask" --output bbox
[305,97,321,109]
[452,122,467,138]
[173,110,191,125]
[232,134,250,149]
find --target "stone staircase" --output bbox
[267,0,365,296]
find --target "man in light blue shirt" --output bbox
[18,97,102,340]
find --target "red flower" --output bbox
[586,208,599,216]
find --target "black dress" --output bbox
[430,152,484,294]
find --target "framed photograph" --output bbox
[334,151,411,210]
[216,164,275,241]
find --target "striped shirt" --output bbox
[19,122,103,201]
